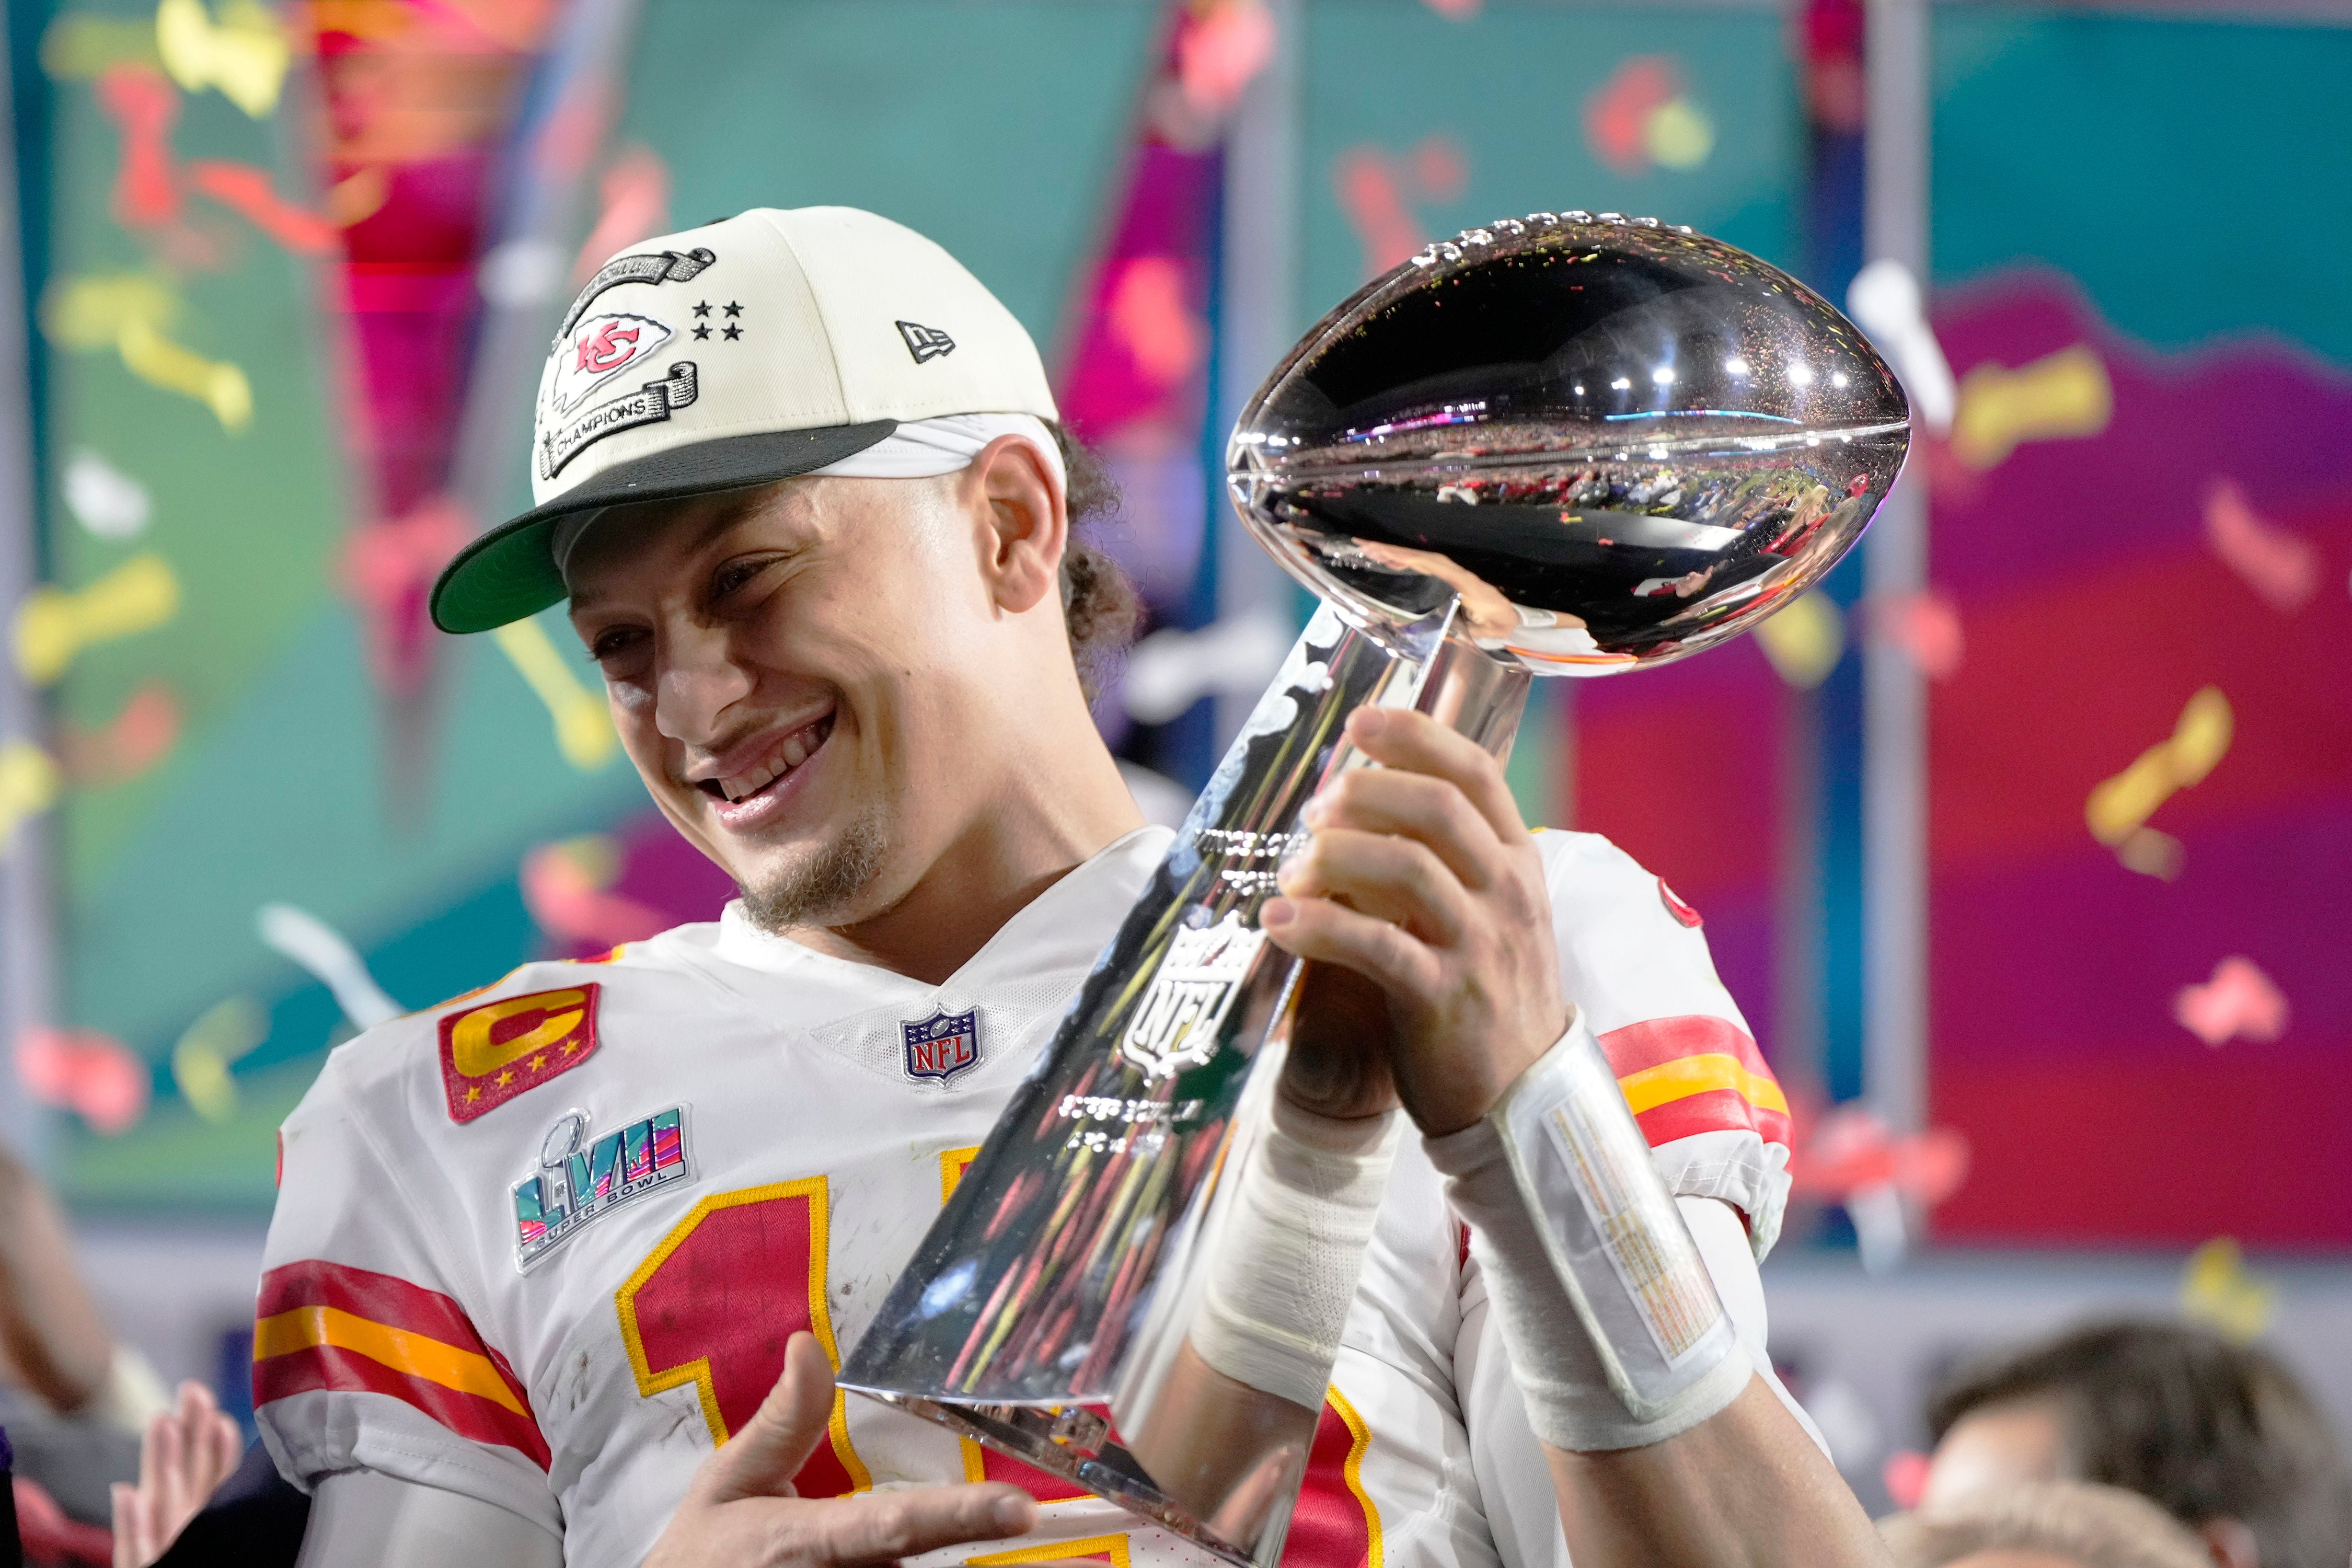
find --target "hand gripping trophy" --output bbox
[840,213,1910,1565]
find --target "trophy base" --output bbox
[852,1391,1261,1568]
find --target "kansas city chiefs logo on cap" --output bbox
[548,311,674,415]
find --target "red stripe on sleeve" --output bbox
[255,1342,552,1470]
[1633,1087,1793,1150]
[257,1261,533,1414]
[1596,1014,1771,1079]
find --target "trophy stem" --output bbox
[839,604,1529,1568]
[1417,626,1535,758]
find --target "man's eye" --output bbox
[713,556,781,600]
[588,629,644,662]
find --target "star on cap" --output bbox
[723,301,743,318]
[692,301,711,318]
[722,324,742,340]
[693,324,711,340]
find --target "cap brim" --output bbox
[430,421,898,634]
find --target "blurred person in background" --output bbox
[0,1145,241,1567]
[1883,1482,2214,1568]
[1921,1321,2352,1568]
[0,1144,155,1530]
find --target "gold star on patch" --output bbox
[496,1069,514,1087]
[465,1085,481,1102]
[561,1040,581,1054]
[529,1053,546,1070]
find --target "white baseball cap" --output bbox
[430,205,1059,633]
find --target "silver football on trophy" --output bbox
[1227,211,1910,673]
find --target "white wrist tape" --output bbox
[1425,1016,1749,1451]
[1191,1099,1403,1410]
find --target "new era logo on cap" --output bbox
[429,206,1059,636]
[896,320,955,364]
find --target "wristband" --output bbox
[1190,1097,1403,1410]
[1425,1015,1748,1450]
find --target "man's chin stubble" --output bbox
[734,800,890,933]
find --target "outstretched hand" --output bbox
[111,1379,243,1568]
[643,1332,1040,1568]
[1263,706,1567,1138]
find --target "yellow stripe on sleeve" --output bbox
[1616,1053,1791,1119]
[252,1305,530,1417]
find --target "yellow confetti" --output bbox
[326,165,389,227]
[0,741,62,851]
[2180,1237,2275,1344]
[43,274,178,349]
[1645,98,1714,171]
[493,619,619,771]
[13,554,181,686]
[1951,344,2113,470]
[169,995,267,1123]
[43,274,253,433]
[155,0,290,119]
[1753,590,1846,689]
[2085,686,2231,847]
[296,0,413,42]
[39,13,164,77]
[2116,826,2183,881]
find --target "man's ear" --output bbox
[970,434,1067,616]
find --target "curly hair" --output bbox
[1046,420,1142,705]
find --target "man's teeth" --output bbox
[718,725,821,803]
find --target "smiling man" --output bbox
[252,207,1884,1568]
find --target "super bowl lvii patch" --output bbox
[514,1105,688,1268]
[903,1008,979,1083]
[440,985,601,1123]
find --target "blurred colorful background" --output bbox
[1,0,2346,1514]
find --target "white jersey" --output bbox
[256,825,1792,1568]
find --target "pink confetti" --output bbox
[1332,137,1468,281]
[15,1025,149,1134]
[522,842,667,949]
[1410,136,1468,204]
[187,159,338,253]
[1420,0,1481,17]
[1334,149,1423,279]
[1583,57,1679,174]
[1883,1451,1931,1512]
[1174,1,1276,119]
[60,681,181,786]
[1790,1102,1969,1208]
[570,145,670,287]
[96,65,182,229]
[1106,257,1206,390]
[341,495,472,700]
[2174,956,2288,1047]
[2204,479,2319,613]
[1868,589,1964,678]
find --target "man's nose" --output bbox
[652,624,755,745]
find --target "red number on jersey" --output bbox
[1285,1388,1381,1568]
[616,1178,870,1495]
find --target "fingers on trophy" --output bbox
[840,211,1909,1567]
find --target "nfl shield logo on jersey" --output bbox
[902,1009,979,1083]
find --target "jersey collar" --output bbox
[706,824,1175,1013]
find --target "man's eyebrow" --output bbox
[565,485,803,620]
[692,487,789,548]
